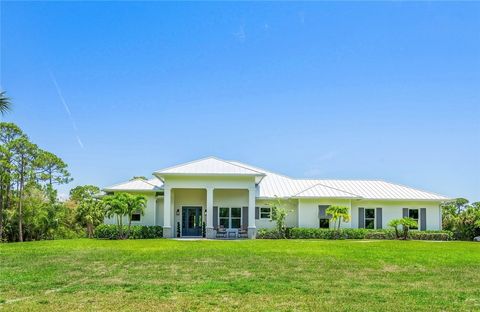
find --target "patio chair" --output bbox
[216,225,227,238]
[238,227,248,238]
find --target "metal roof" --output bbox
[154,157,265,176]
[104,157,449,201]
[104,178,163,192]
[310,180,448,201]
[292,183,361,199]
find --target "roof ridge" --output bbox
[154,156,265,175]
[298,178,384,182]
[377,179,449,199]
[293,182,362,198]
[227,160,295,179]
[153,156,217,173]
[219,159,266,175]
[103,177,160,191]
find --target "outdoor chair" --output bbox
[216,225,227,238]
[238,227,248,238]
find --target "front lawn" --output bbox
[0,239,479,311]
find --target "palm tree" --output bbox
[0,91,12,115]
[103,193,128,239]
[326,205,351,238]
[124,194,146,238]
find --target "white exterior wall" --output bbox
[213,189,248,207]
[298,199,352,229]
[103,192,157,226]
[255,199,299,229]
[351,200,442,230]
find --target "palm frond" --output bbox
[0,91,12,115]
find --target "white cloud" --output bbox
[49,70,84,149]
[303,151,337,177]
[233,25,246,42]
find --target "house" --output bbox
[103,157,448,238]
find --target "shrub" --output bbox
[95,224,163,239]
[364,230,396,240]
[410,230,453,241]
[256,228,284,239]
[258,228,452,241]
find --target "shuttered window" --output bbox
[408,209,419,230]
[364,208,375,229]
[219,207,242,229]
[318,205,331,229]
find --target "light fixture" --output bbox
[176,209,180,215]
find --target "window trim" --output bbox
[364,208,376,229]
[218,207,242,229]
[259,207,271,220]
[408,208,419,230]
[131,212,141,222]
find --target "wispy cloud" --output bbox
[303,151,337,177]
[233,25,246,42]
[298,11,306,25]
[49,70,84,149]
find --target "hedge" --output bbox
[257,228,453,241]
[94,224,163,239]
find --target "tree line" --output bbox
[0,122,147,242]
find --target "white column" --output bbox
[163,186,172,238]
[248,187,257,238]
[146,195,156,226]
[206,187,215,238]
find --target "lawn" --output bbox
[0,239,479,311]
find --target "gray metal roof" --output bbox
[154,156,265,176]
[104,157,449,201]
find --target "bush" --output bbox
[257,228,284,239]
[94,224,163,239]
[410,230,453,241]
[364,230,396,240]
[258,228,452,241]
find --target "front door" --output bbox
[182,206,203,236]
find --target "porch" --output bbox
[162,187,257,239]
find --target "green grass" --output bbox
[0,239,479,311]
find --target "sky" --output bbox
[1,2,479,201]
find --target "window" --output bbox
[231,208,241,229]
[219,207,230,228]
[260,207,271,219]
[219,207,242,229]
[409,209,419,229]
[319,218,330,229]
[131,213,141,221]
[364,208,375,229]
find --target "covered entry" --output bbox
[182,206,203,236]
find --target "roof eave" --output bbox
[291,196,361,200]
[102,188,162,193]
[353,198,449,202]
[154,172,266,177]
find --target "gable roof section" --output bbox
[104,178,163,192]
[154,157,265,176]
[293,183,361,199]
[311,180,448,201]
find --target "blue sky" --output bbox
[1,2,479,201]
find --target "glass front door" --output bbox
[182,206,202,236]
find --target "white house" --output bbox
[103,157,448,238]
